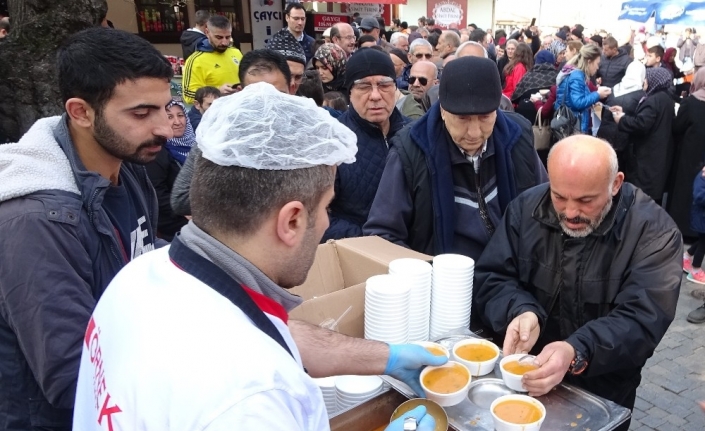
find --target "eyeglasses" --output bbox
[352,78,396,94]
[340,35,356,41]
[414,53,433,59]
[288,16,306,21]
[292,74,304,84]
[408,76,428,86]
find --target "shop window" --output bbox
[195,0,253,45]
[134,0,190,44]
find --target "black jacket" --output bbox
[598,48,632,88]
[618,91,675,200]
[667,96,705,238]
[322,106,409,241]
[364,105,546,258]
[474,182,681,409]
[145,148,188,241]
[597,89,645,153]
[180,29,207,60]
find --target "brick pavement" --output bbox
[629,276,705,431]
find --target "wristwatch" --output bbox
[568,350,589,376]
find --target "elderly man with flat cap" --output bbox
[323,48,410,241]
[473,136,681,431]
[365,56,546,261]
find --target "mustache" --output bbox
[138,136,167,150]
[558,213,592,225]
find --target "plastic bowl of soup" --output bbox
[420,361,472,407]
[452,339,500,377]
[499,354,539,392]
[490,394,546,431]
[413,341,450,359]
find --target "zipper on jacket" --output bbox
[88,188,125,266]
[473,156,495,236]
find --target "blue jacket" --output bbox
[323,106,409,241]
[692,173,705,234]
[364,104,547,257]
[299,33,316,64]
[0,116,160,429]
[554,68,600,133]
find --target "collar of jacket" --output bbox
[531,183,630,237]
[409,103,522,253]
[348,103,408,139]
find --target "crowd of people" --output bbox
[0,5,702,431]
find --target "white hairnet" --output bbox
[196,82,358,170]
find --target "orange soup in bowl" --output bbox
[493,399,543,424]
[422,364,469,394]
[502,360,538,375]
[455,343,498,362]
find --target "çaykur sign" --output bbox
[427,0,466,29]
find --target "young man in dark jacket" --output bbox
[364,56,547,260]
[597,36,632,88]
[0,28,172,430]
[180,9,209,60]
[323,48,410,241]
[474,136,681,431]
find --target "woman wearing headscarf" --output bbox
[512,50,557,123]
[146,99,193,240]
[548,39,566,68]
[313,43,347,95]
[612,67,676,204]
[597,61,646,170]
[667,68,705,238]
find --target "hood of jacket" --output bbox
[0,116,79,203]
[180,28,206,46]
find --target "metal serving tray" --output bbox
[382,330,631,431]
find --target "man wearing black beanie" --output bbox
[322,48,411,241]
[365,56,547,263]
[266,28,307,94]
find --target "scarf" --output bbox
[314,43,347,93]
[165,100,196,164]
[548,40,566,64]
[640,67,672,104]
[511,63,558,101]
[691,67,705,102]
[613,61,645,98]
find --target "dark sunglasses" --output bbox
[408,76,429,86]
[414,53,433,59]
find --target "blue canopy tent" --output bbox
[619,0,705,25]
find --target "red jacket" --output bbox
[503,63,527,98]
[534,85,557,121]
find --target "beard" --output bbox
[213,45,228,53]
[558,199,613,238]
[279,219,321,288]
[93,112,167,165]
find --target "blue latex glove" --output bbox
[385,405,436,431]
[384,344,448,397]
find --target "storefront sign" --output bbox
[428,0,465,29]
[313,13,348,31]
[250,0,285,49]
[345,3,384,17]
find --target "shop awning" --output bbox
[303,0,407,5]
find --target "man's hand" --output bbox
[218,83,236,95]
[610,105,624,123]
[502,311,540,355]
[521,341,575,396]
[385,344,448,397]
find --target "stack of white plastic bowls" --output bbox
[313,376,337,417]
[388,258,433,342]
[335,375,384,412]
[429,254,474,338]
[364,274,410,344]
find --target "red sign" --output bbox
[427,0,466,29]
[313,13,349,31]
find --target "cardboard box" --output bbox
[289,237,431,338]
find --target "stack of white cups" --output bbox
[335,375,384,412]
[313,377,337,417]
[388,258,433,342]
[429,254,474,339]
[364,274,410,344]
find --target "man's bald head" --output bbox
[456,41,488,58]
[547,136,623,238]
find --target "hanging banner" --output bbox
[427,0,466,29]
[618,0,656,22]
[341,4,391,24]
[250,0,285,49]
[656,1,705,26]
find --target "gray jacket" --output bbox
[0,116,160,429]
[171,144,200,216]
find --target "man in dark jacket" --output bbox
[598,36,632,88]
[284,3,315,63]
[0,28,170,430]
[323,48,410,241]
[180,9,209,60]
[474,136,681,431]
[364,56,546,260]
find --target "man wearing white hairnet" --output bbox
[73,83,444,430]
